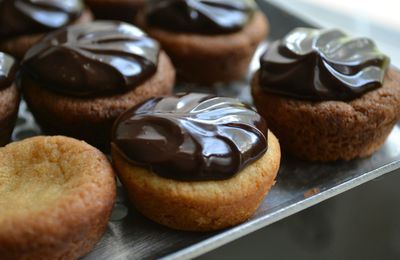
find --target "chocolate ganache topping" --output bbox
[0,0,84,38]
[22,21,160,97]
[112,93,268,181]
[259,28,390,101]
[146,0,257,34]
[0,52,17,90]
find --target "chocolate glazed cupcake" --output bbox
[84,0,145,23]
[20,21,175,149]
[112,93,281,231]
[0,52,20,147]
[252,28,400,161]
[137,0,268,84]
[0,0,92,58]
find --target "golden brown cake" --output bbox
[0,0,92,58]
[113,131,280,231]
[0,136,116,259]
[137,0,268,84]
[111,93,281,231]
[252,28,400,161]
[20,21,175,149]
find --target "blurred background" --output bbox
[267,0,400,66]
[198,1,400,259]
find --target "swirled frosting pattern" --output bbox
[146,0,257,34]
[0,0,84,37]
[0,52,17,90]
[259,28,390,101]
[22,21,160,97]
[112,93,268,181]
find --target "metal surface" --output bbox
[12,1,400,260]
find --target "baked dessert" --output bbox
[0,0,93,58]
[252,28,400,161]
[111,93,281,231]
[20,21,175,149]
[0,52,20,147]
[84,0,145,23]
[137,0,268,84]
[0,136,116,259]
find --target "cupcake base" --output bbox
[252,69,400,161]
[112,130,281,232]
[0,136,116,259]
[0,84,20,147]
[21,51,175,150]
[138,11,268,85]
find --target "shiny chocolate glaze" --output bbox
[259,28,390,101]
[112,93,268,181]
[21,21,160,97]
[0,0,84,38]
[0,52,17,90]
[146,0,256,34]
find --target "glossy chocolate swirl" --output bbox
[0,0,84,38]
[146,0,257,34]
[0,52,17,90]
[112,93,268,181]
[21,21,160,97]
[259,28,390,101]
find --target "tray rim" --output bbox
[164,157,400,259]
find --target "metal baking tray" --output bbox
[12,1,400,259]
